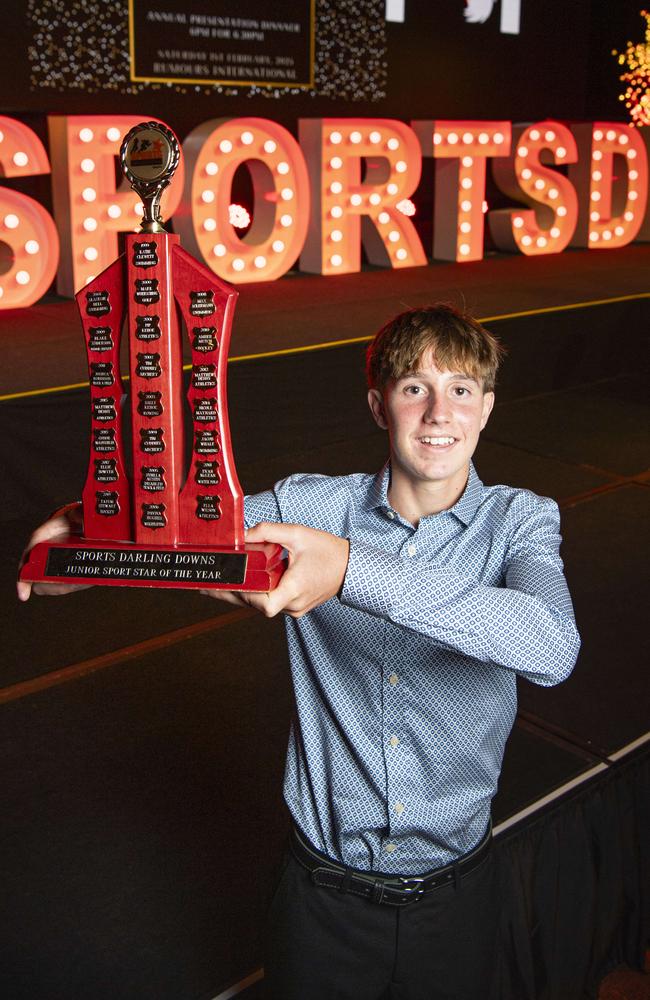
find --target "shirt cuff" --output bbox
[340,539,406,618]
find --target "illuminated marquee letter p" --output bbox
[48,115,184,295]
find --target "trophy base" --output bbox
[20,538,286,591]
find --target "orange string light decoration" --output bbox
[613,10,650,127]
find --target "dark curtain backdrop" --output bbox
[492,749,649,1000]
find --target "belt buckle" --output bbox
[398,876,425,900]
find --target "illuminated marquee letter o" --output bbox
[0,116,60,309]
[177,117,310,283]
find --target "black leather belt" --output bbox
[290,823,492,907]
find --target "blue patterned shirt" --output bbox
[245,463,580,875]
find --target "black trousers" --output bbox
[265,847,499,1000]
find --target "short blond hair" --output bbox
[366,304,504,393]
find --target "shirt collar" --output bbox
[365,461,484,526]
[367,462,391,511]
[448,463,484,526]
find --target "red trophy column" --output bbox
[173,245,244,547]
[79,259,131,541]
[126,231,184,545]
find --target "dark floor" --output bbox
[0,259,648,998]
[598,956,650,1000]
[2,244,649,399]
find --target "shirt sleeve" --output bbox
[243,489,283,529]
[339,498,580,687]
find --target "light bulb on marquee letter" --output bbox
[176,117,310,284]
[412,120,511,262]
[48,115,184,295]
[0,116,60,309]
[490,121,578,255]
[637,126,650,242]
[298,119,426,275]
[569,122,648,249]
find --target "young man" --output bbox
[202,304,581,998]
[19,305,580,999]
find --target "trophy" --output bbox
[20,122,285,591]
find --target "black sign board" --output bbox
[128,0,315,89]
[45,546,248,585]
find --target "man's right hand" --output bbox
[17,503,91,602]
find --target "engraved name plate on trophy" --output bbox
[20,122,285,591]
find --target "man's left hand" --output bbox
[200,523,350,618]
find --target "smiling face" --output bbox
[368,348,494,518]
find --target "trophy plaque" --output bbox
[20,122,285,591]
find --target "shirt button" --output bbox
[387,510,395,519]
[385,842,397,853]
[394,802,405,815]
[389,735,399,748]
[407,543,416,557]
[388,673,399,686]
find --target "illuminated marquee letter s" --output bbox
[0,116,59,309]
[490,121,578,255]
